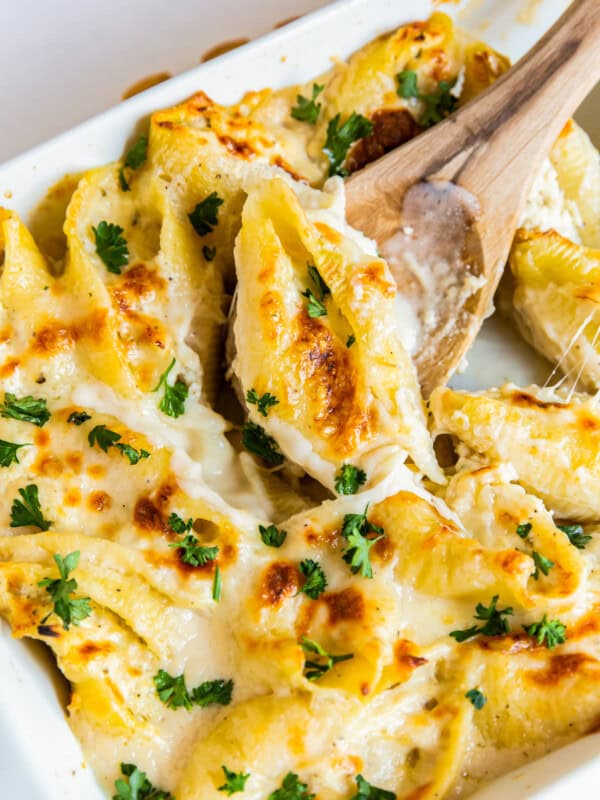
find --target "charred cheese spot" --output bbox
[509,390,568,410]
[525,653,600,687]
[32,310,109,356]
[33,455,63,478]
[394,639,428,677]
[64,488,82,507]
[260,561,299,606]
[134,496,168,533]
[88,491,112,513]
[0,357,20,378]
[86,464,107,480]
[323,588,365,625]
[578,412,600,432]
[77,641,116,661]
[34,429,51,447]
[65,452,83,472]
[354,260,396,299]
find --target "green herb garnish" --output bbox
[516,522,532,539]
[92,221,129,274]
[169,534,218,567]
[523,615,567,649]
[153,671,233,710]
[300,636,353,682]
[168,512,194,534]
[259,524,287,548]
[450,595,513,643]
[291,83,324,124]
[113,762,173,800]
[531,551,555,580]
[153,358,189,418]
[334,463,366,495]
[242,422,284,465]
[212,565,222,601]
[10,484,52,530]
[218,765,250,795]
[268,772,315,800]
[298,559,327,599]
[340,505,385,579]
[0,439,30,467]
[350,774,396,800]
[301,288,327,318]
[0,393,50,427]
[188,192,224,236]
[558,523,591,550]
[323,112,374,177]
[246,388,279,417]
[67,411,91,426]
[396,69,419,99]
[118,134,148,191]
[465,688,486,710]
[346,334,356,348]
[203,245,217,262]
[307,264,330,300]
[38,551,91,630]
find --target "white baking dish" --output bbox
[1,0,599,797]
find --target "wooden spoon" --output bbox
[345,0,600,397]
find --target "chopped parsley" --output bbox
[465,688,487,710]
[10,484,52,530]
[242,422,284,465]
[523,615,567,649]
[558,523,591,550]
[113,762,173,800]
[346,334,356,348]
[246,388,279,417]
[153,359,189,418]
[191,678,233,707]
[0,393,50,427]
[350,774,396,800]
[268,772,315,800]
[153,670,233,710]
[188,191,224,236]
[92,221,129,274]
[169,534,218,567]
[420,79,458,127]
[118,134,148,191]
[395,71,458,127]
[291,83,324,124]
[67,410,92,426]
[218,765,250,795]
[168,512,194,534]
[449,595,513,643]
[88,424,121,452]
[307,264,330,301]
[298,559,327,599]
[259,524,287,548]
[154,669,194,710]
[334,463,367,495]
[0,439,30,467]
[300,636,353,681]
[516,522,532,539]
[531,550,555,580]
[323,111,374,177]
[88,425,149,465]
[203,245,217,262]
[213,565,222,601]
[340,505,385,579]
[38,551,91,631]
[396,69,419,99]
[301,288,327,318]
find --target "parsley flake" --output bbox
[268,771,315,800]
[10,484,52,530]
[153,359,189,418]
[307,264,330,301]
[92,221,129,274]
[396,69,419,99]
[420,80,458,127]
[351,774,396,800]
[0,439,30,467]
[115,443,150,465]
[67,411,92,426]
[153,671,233,710]
[516,522,532,539]
[242,422,284,465]
[118,134,148,191]
[169,534,218,567]
[291,83,324,124]
[558,523,591,550]
[301,288,327,318]
[465,688,487,710]
[203,245,217,262]
[218,765,250,795]
[346,334,356,348]
[531,550,555,580]
[259,524,287,548]
[246,388,279,417]
[0,393,50,427]
[450,595,513,643]
[88,424,121,452]
[168,512,193,534]
[334,463,367,495]
[323,112,374,177]
[340,505,385,578]
[300,636,353,681]
[189,192,224,236]
[113,762,173,800]
[38,551,91,631]
[298,559,327,599]
[523,615,567,649]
